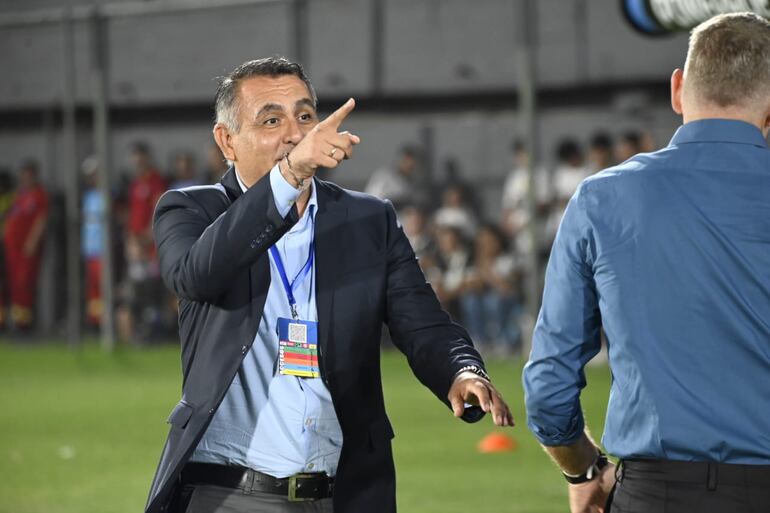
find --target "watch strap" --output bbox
[563,451,609,484]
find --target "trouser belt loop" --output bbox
[707,462,718,491]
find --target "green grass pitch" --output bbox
[0,341,610,513]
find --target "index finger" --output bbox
[321,98,355,129]
[489,390,515,427]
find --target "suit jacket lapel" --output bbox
[314,180,347,360]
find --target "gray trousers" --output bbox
[182,484,334,513]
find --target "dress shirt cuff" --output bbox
[526,412,585,447]
[269,164,302,218]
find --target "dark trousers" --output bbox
[609,459,770,513]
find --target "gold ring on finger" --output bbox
[330,147,338,158]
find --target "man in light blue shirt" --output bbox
[523,13,770,513]
[191,166,343,478]
[148,57,513,513]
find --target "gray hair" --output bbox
[214,56,317,132]
[685,12,770,108]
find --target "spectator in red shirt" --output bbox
[127,142,167,246]
[2,160,48,330]
[117,142,168,343]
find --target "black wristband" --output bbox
[563,451,609,484]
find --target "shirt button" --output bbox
[306,463,314,470]
[305,418,313,426]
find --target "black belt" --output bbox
[620,459,770,490]
[181,463,334,501]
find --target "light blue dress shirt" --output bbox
[524,119,770,464]
[192,165,343,477]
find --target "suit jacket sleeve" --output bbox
[382,200,487,422]
[153,172,298,302]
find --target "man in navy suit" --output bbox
[146,57,513,513]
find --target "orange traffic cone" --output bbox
[477,432,518,453]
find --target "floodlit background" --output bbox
[0,1,764,512]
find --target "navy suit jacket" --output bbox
[145,168,486,513]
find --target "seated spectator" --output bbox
[500,139,550,253]
[544,138,591,248]
[615,130,643,163]
[365,145,429,211]
[588,132,614,173]
[432,225,471,321]
[460,223,521,356]
[441,158,481,217]
[552,138,590,204]
[400,204,437,270]
[434,183,478,241]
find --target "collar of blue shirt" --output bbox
[670,118,769,148]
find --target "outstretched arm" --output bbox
[382,200,513,426]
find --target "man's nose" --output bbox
[284,118,304,145]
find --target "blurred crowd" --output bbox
[365,130,655,357]
[0,142,228,340]
[0,129,655,352]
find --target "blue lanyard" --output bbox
[269,205,315,320]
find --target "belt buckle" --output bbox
[288,473,317,502]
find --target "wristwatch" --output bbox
[562,450,609,484]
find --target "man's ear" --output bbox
[213,123,236,163]
[670,68,684,116]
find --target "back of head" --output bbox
[685,12,770,110]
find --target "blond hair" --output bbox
[685,12,770,108]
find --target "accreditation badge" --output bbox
[277,317,320,378]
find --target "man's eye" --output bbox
[299,113,314,122]
[264,118,279,126]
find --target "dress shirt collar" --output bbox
[235,166,318,221]
[234,167,249,193]
[669,118,769,149]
